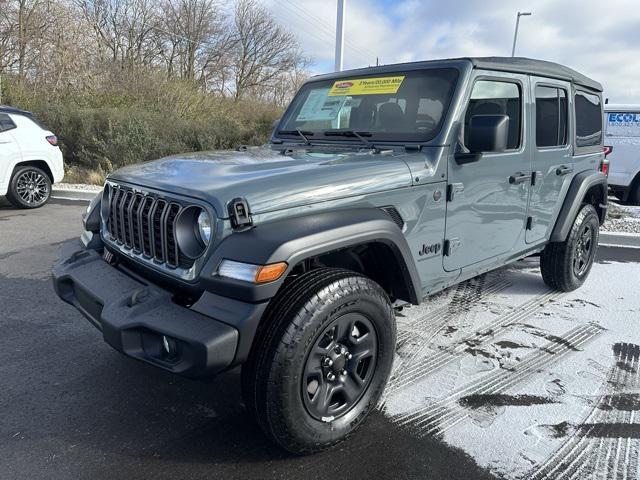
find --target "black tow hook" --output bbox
[127,288,150,307]
[65,250,90,265]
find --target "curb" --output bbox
[600,231,640,250]
[51,188,101,202]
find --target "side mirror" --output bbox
[467,114,509,153]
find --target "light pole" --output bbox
[511,11,532,57]
[334,0,346,71]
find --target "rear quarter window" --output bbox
[574,90,603,148]
[0,113,17,132]
[605,112,640,138]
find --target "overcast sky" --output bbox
[262,0,639,103]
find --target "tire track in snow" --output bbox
[395,272,508,348]
[379,272,511,407]
[391,323,604,437]
[385,288,564,398]
[529,342,640,480]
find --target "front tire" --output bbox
[6,166,52,209]
[540,204,599,292]
[242,268,396,453]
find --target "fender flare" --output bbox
[200,208,422,304]
[550,170,607,242]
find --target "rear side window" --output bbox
[574,90,602,148]
[0,113,17,133]
[605,111,640,138]
[535,86,568,147]
[465,80,521,150]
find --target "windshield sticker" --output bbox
[328,76,405,96]
[296,88,348,122]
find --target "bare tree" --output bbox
[76,0,160,69]
[229,0,303,101]
[0,0,310,105]
[160,0,226,82]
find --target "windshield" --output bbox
[277,68,459,143]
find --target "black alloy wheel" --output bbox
[302,313,378,421]
[573,223,594,277]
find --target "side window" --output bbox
[0,113,17,133]
[465,80,521,150]
[574,90,602,148]
[535,86,568,147]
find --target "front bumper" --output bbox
[52,240,240,377]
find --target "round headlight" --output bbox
[197,210,212,246]
[176,206,211,260]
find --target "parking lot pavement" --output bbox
[1,199,639,480]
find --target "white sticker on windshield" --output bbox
[296,88,348,122]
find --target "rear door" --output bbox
[444,72,531,271]
[0,114,21,188]
[526,79,573,243]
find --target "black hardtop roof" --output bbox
[468,57,602,91]
[311,56,602,92]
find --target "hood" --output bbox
[109,146,413,217]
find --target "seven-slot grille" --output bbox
[107,185,194,269]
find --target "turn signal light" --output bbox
[255,262,288,283]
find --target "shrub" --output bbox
[2,74,280,183]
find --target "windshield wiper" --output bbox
[324,130,376,149]
[276,129,314,145]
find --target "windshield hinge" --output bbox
[404,144,422,152]
[228,197,253,230]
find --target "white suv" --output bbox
[0,106,64,208]
[604,104,640,205]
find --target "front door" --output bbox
[526,78,573,243]
[443,73,531,271]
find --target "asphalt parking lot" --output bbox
[1,198,638,480]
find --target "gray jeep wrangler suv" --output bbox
[53,57,606,453]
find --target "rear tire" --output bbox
[241,268,396,454]
[6,166,52,209]
[540,204,599,292]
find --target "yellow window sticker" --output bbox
[328,76,405,96]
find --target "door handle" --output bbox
[509,172,531,184]
[556,165,573,176]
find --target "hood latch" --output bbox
[228,197,253,230]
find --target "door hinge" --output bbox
[526,216,533,230]
[447,183,464,202]
[444,238,461,256]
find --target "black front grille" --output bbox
[107,185,194,269]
